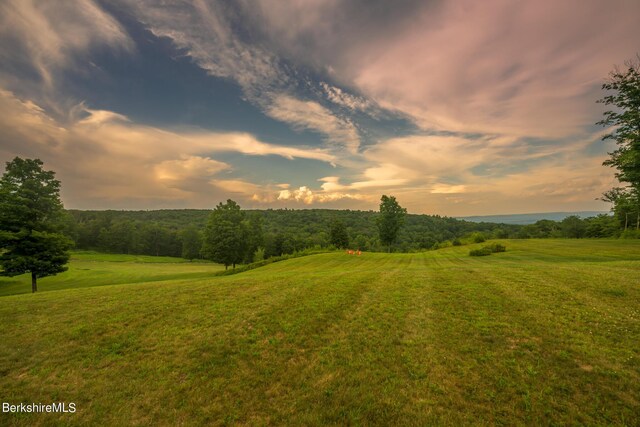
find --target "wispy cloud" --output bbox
[0,0,132,90]
[320,82,371,112]
[113,0,368,155]
[266,95,360,152]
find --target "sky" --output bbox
[0,0,638,216]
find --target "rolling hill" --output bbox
[1,240,639,425]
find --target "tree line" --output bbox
[1,57,638,288]
[62,205,634,262]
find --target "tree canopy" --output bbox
[598,58,640,230]
[0,157,72,292]
[329,218,349,249]
[201,199,247,269]
[377,195,407,252]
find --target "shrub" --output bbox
[469,247,492,256]
[620,229,640,239]
[469,243,506,256]
[253,247,265,262]
[452,238,462,246]
[471,232,486,243]
[488,243,506,253]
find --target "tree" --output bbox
[377,195,407,252]
[0,157,72,292]
[597,58,640,230]
[561,215,587,239]
[243,212,264,263]
[201,199,246,269]
[180,226,202,260]
[329,218,349,249]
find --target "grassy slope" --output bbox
[0,240,639,425]
[0,251,225,297]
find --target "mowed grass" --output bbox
[1,239,639,425]
[0,251,225,297]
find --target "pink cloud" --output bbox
[349,1,640,138]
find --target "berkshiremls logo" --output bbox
[3,402,76,413]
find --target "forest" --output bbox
[63,208,629,260]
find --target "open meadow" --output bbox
[1,239,639,425]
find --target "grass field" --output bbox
[0,251,225,297]
[1,239,639,425]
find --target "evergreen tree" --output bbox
[0,158,72,292]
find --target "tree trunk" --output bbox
[233,262,236,269]
[625,213,629,230]
[31,272,37,293]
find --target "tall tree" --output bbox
[201,199,246,269]
[329,218,349,249]
[377,195,407,252]
[597,58,640,230]
[0,158,72,292]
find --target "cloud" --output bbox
[237,0,640,140]
[111,0,369,156]
[277,186,369,205]
[320,82,371,112]
[0,90,336,208]
[266,95,360,152]
[155,156,230,182]
[0,0,132,90]
[430,184,467,194]
[116,0,286,101]
[348,1,640,139]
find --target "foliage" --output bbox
[487,243,506,253]
[253,247,265,262]
[597,58,640,230]
[377,195,407,252]
[0,157,72,292]
[469,242,506,256]
[329,218,349,249]
[202,200,247,269]
[180,226,202,260]
[243,212,264,263]
[601,187,640,231]
[561,215,587,238]
[469,247,492,256]
[471,232,486,243]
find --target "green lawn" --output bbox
[0,240,639,425]
[0,251,225,297]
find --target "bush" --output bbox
[452,238,462,246]
[253,247,265,262]
[471,233,486,243]
[620,229,640,239]
[488,243,506,253]
[469,247,492,256]
[469,243,506,256]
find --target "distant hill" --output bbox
[459,211,609,225]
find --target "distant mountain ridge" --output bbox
[459,211,610,225]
